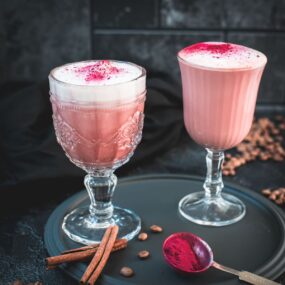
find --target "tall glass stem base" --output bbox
[179,149,246,226]
[62,173,141,244]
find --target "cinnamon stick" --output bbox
[87,225,119,285]
[46,238,127,268]
[46,264,57,270]
[61,234,126,254]
[61,243,99,255]
[80,225,114,284]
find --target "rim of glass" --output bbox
[177,50,267,72]
[49,60,146,88]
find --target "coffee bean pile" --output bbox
[223,116,285,176]
[262,188,285,206]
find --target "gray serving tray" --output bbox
[44,174,285,285]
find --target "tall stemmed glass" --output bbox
[49,60,146,244]
[177,42,267,226]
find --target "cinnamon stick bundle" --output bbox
[80,225,119,284]
[87,226,119,285]
[46,225,123,284]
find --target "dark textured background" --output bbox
[0,0,285,105]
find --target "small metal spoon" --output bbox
[162,232,280,285]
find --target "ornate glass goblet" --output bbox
[49,60,146,244]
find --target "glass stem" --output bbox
[84,172,117,226]
[203,149,224,199]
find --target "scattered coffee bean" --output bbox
[273,154,283,161]
[276,199,283,205]
[138,250,150,259]
[261,187,285,206]
[223,170,230,176]
[138,232,148,241]
[150,225,163,233]
[280,123,285,130]
[275,115,284,121]
[269,193,277,200]
[261,189,271,196]
[120,266,134,277]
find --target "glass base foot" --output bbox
[178,192,246,226]
[62,206,141,244]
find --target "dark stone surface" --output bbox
[160,0,285,30]
[228,32,285,104]
[224,0,276,29]
[0,15,6,83]
[93,0,159,28]
[92,31,223,85]
[0,0,91,84]
[160,0,224,28]
[276,0,285,29]
[0,207,75,284]
[0,180,80,285]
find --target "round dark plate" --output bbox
[44,174,285,285]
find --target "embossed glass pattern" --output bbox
[50,96,145,173]
[49,60,146,244]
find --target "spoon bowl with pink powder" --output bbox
[163,232,213,273]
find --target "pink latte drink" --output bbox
[178,42,267,150]
[49,60,146,170]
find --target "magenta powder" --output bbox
[163,233,206,272]
[181,42,235,55]
[74,60,120,82]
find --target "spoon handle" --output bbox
[239,271,281,285]
[212,262,280,285]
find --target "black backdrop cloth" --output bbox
[0,72,185,191]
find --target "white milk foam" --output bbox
[178,42,267,70]
[49,60,146,103]
[53,61,142,86]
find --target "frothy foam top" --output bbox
[52,60,143,86]
[178,42,267,70]
[49,60,146,103]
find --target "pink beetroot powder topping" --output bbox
[181,42,236,55]
[177,41,267,69]
[74,60,121,82]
